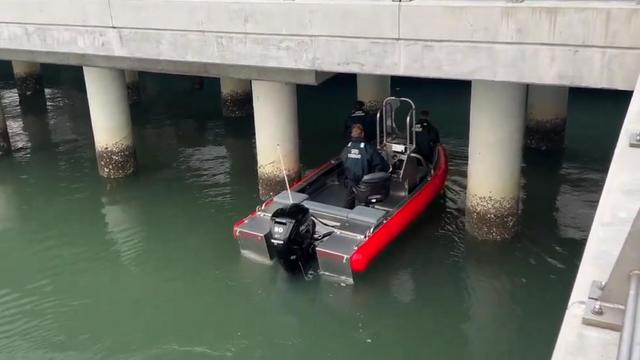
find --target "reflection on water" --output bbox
[0,64,632,359]
[102,187,146,270]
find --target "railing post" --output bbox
[582,209,640,345]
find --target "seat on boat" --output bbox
[273,191,309,205]
[303,200,351,219]
[355,172,391,205]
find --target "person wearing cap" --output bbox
[414,110,440,164]
[340,123,389,208]
[344,100,376,144]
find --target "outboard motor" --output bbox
[355,172,391,205]
[269,203,316,273]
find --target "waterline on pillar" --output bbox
[222,90,253,118]
[257,166,300,200]
[96,143,137,178]
[15,74,44,98]
[525,117,567,152]
[466,194,519,240]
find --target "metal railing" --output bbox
[618,271,640,360]
[583,209,640,359]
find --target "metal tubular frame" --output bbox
[583,209,640,360]
[618,271,640,360]
[376,97,416,152]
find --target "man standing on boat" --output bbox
[414,110,440,164]
[344,101,376,144]
[341,123,389,208]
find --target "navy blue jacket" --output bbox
[415,121,440,163]
[340,138,389,186]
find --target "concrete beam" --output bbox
[110,0,399,39]
[0,0,112,26]
[0,0,639,89]
[0,49,335,86]
[400,1,640,49]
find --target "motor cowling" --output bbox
[270,203,316,273]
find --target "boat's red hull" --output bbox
[350,145,448,272]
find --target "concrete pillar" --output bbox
[220,78,252,118]
[11,61,43,97]
[0,105,10,156]
[125,70,141,104]
[357,74,390,113]
[252,80,300,199]
[525,85,569,151]
[466,80,526,240]
[83,67,137,178]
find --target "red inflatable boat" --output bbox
[233,97,448,283]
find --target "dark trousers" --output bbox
[342,180,357,209]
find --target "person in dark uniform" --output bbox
[340,124,389,208]
[344,100,376,143]
[414,110,440,164]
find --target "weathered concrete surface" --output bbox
[552,76,640,359]
[526,85,569,151]
[220,78,252,118]
[11,61,43,96]
[252,80,300,200]
[0,0,639,89]
[96,144,137,178]
[467,195,519,241]
[466,80,526,240]
[84,67,137,178]
[0,105,10,156]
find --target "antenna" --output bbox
[276,144,293,204]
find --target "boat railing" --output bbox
[376,97,416,153]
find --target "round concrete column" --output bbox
[11,61,43,97]
[0,105,10,156]
[466,80,526,240]
[220,78,252,118]
[83,67,137,178]
[252,80,300,199]
[525,85,569,151]
[125,70,141,104]
[357,74,390,113]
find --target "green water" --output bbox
[0,63,632,359]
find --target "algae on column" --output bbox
[220,78,252,118]
[11,61,44,97]
[251,80,300,199]
[83,67,137,178]
[466,80,526,240]
[525,85,569,151]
